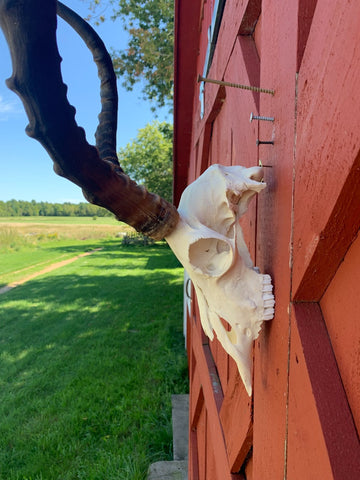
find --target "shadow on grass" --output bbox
[0,247,187,480]
[43,240,181,269]
[40,240,114,255]
[0,270,183,363]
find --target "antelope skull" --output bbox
[166,164,274,395]
[0,0,274,396]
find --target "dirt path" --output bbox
[0,248,102,295]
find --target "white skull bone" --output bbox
[166,164,274,395]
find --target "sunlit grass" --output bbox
[0,241,187,480]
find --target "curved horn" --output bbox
[0,0,178,240]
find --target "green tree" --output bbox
[118,121,173,202]
[0,200,113,217]
[89,0,174,110]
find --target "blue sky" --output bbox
[0,0,170,203]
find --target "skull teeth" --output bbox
[263,293,274,301]
[264,299,275,308]
[262,274,275,320]
[264,307,275,314]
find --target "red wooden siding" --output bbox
[174,0,360,478]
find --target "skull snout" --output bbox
[245,166,264,182]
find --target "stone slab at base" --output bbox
[172,394,189,461]
[147,460,187,480]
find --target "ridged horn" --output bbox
[0,0,178,240]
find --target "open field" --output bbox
[0,216,121,225]
[0,219,187,479]
[0,217,136,287]
[0,216,133,243]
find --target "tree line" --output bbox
[0,199,112,217]
[1,120,173,219]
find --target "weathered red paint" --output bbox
[174,0,360,478]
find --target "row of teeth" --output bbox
[262,274,275,320]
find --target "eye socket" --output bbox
[188,237,233,277]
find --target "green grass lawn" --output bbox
[0,238,188,480]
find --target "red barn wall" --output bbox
[174,1,360,478]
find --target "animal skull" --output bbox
[166,164,274,395]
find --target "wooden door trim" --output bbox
[220,370,253,472]
[293,151,360,301]
[190,318,233,479]
[292,303,360,477]
[292,0,360,300]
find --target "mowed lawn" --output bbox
[0,219,188,480]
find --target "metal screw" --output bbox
[197,75,275,95]
[256,140,274,146]
[250,112,275,122]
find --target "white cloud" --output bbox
[0,94,21,120]
[0,95,14,113]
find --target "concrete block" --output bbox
[172,394,189,461]
[147,460,187,480]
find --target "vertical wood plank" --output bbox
[253,1,298,478]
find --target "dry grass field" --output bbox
[0,216,134,242]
